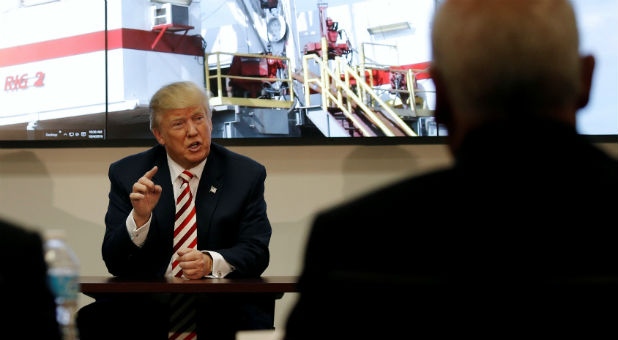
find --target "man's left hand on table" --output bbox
[177,248,213,279]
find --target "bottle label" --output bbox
[47,273,79,300]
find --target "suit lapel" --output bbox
[195,145,224,244]
[152,146,175,255]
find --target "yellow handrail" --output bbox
[205,52,294,109]
[304,53,397,136]
[340,62,417,136]
[359,42,436,115]
[211,51,289,60]
[302,54,372,136]
[360,42,398,103]
[320,38,329,111]
[406,69,417,115]
[302,38,424,137]
[321,84,373,137]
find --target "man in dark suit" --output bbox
[102,85,271,280]
[78,81,272,340]
[0,218,61,340]
[285,0,618,339]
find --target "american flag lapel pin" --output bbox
[210,185,217,194]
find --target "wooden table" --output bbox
[78,276,299,335]
[80,275,298,296]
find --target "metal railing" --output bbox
[302,38,417,137]
[359,42,434,116]
[205,52,294,109]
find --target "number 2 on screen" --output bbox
[34,72,45,87]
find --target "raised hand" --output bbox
[129,166,163,227]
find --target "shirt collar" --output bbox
[166,154,207,182]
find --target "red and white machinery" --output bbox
[302,3,351,59]
[0,0,439,139]
[227,55,287,99]
[0,0,203,139]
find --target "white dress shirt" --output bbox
[125,155,234,278]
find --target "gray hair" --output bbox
[149,81,212,130]
[431,0,581,121]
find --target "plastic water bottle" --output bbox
[44,230,80,340]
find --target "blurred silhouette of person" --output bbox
[285,0,618,339]
[0,218,61,340]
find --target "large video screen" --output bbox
[1,0,616,143]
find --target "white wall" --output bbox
[0,142,615,329]
[0,143,453,329]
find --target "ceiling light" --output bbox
[151,0,192,6]
[367,22,411,35]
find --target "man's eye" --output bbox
[172,121,184,127]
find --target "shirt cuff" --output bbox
[202,251,234,278]
[125,210,151,247]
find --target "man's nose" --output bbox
[186,121,198,136]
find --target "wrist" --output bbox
[132,211,150,228]
[204,252,213,276]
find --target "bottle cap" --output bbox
[44,229,67,241]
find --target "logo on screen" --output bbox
[4,72,45,91]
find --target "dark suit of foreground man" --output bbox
[78,81,272,340]
[0,219,61,340]
[285,1,618,339]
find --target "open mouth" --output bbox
[188,141,201,151]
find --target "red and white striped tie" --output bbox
[169,170,198,340]
[171,170,198,278]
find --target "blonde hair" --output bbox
[432,0,581,120]
[149,81,211,130]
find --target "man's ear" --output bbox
[576,55,595,109]
[152,128,165,146]
[430,67,454,128]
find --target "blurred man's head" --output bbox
[431,0,594,151]
[150,81,213,170]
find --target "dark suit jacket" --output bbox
[0,219,61,340]
[285,119,618,339]
[102,143,271,279]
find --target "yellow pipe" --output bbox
[406,69,417,115]
[210,97,293,109]
[287,59,294,104]
[321,37,329,110]
[303,55,311,108]
[359,44,366,103]
[210,51,289,60]
[343,60,352,114]
[216,53,223,99]
[336,57,343,106]
[205,53,211,94]
[222,75,292,82]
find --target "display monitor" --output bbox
[0,0,615,145]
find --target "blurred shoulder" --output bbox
[315,168,454,225]
[0,219,40,251]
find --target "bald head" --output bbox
[431,0,592,144]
